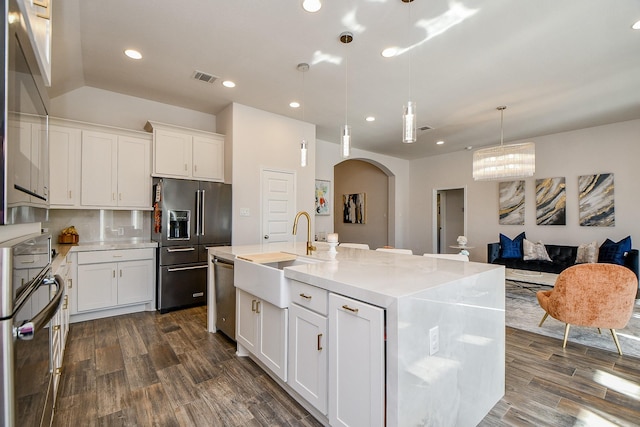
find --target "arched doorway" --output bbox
[333,159,390,249]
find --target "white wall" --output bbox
[408,119,640,261]
[49,86,216,132]
[316,139,411,249]
[227,103,316,245]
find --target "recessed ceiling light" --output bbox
[633,19,640,30]
[222,80,236,88]
[290,101,301,108]
[124,49,142,60]
[302,0,321,12]
[381,47,399,58]
[365,116,375,122]
[436,140,444,145]
[465,146,473,150]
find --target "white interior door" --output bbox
[261,169,295,244]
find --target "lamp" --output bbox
[340,31,353,158]
[472,106,535,181]
[297,62,309,167]
[402,0,416,143]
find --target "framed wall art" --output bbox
[578,173,615,226]
[499,180,525,225]
[342,193,366,224]
[315,179,330,216]
[536,177,566,225]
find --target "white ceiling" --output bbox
[49,0,640,160]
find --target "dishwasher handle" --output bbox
[213,257,234,269]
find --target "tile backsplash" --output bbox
[45,210,151,243]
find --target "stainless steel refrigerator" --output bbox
[152,178,232,313]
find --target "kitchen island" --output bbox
[208,243,505,427]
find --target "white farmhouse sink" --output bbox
[234,253,322,308]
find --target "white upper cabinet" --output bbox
[81,129,151,209]
[49,125,81,207]
[146,121,225,182]
[17,0,53,86]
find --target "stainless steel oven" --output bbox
[1,0,50,225]
[0,233,63,426]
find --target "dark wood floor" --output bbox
[54,306,640,426]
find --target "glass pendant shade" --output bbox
[300,140,308,167]
[341,125,351,158]
[402,101,416,143]
[472,142,535,181]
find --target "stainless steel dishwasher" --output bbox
[212,257,236,340]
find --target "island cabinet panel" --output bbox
[288,302,328,415]
[236,288,288,381]
[329,293,385,427]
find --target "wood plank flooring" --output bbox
[54,306,640,426]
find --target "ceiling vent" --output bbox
[193,70,218,84]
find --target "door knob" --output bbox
[264,235,269,240]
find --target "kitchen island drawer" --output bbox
[77,248,154,264]
[289,280,328,315]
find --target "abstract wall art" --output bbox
[499,180,525,225]
[578,173,615,226]
[315,179,330,215]
[536,177,566,225]
[343,193,366,224]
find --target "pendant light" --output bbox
[340,31,353,158]
[297,63,310,167]
[472,106,536,181]
[402,0,416,143]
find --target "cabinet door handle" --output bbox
[53,325,60,331]
[68,278,72,289]
[68,190,72,199]
[342,304,359,314]
[119,193,122,201]
[119,270,122,277]
[299,293,312,300]
[251,300,257,312]
[112,193,116,201]
[256,301,261,314]
[113,270,116,278]
[317,333,323,351]
[184,163,188,171]
[194,165,198,172]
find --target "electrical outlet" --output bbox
[239,208,250,217]
[429,326,439,355]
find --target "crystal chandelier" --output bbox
[472,106,535,181]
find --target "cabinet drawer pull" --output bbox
[317,333,323,351]
[252,300,257,312]
[342,304,359,314]
[299,293,312,300]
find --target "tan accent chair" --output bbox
[536,263,637,355]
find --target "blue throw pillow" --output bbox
[500,232,526,259]
[598,236,632,265]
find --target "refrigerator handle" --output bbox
[195,189,201,236]
[201,189,206,236]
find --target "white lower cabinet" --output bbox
[75,249,154,314]
[288,303,328,415]
[236,288,288,381]
[329,293,385,427]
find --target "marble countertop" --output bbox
[52,239,158,273]
[209,242,503,308]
